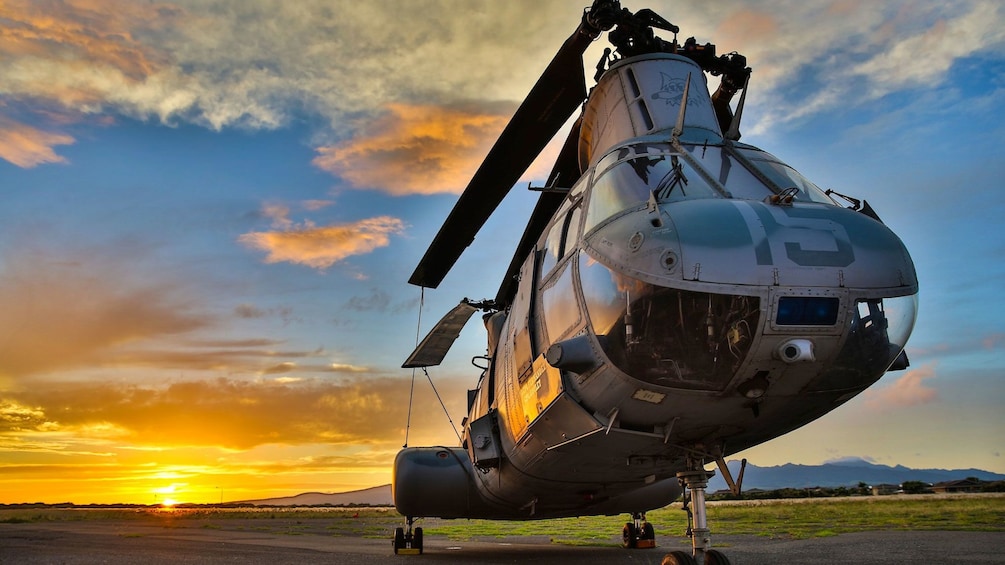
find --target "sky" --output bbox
[1,0,1003,505]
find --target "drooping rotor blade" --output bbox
[495,118,584,306]
[402,300,479,368]
[407,14,602,290]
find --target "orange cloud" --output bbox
[313,103,512,195]
[715,8,779,45]
[982,333,1004,350]
[0,116,75,167]
[0,0,170,80]
[0,1,184,168]
[238,215,405,270]
[864,363,939,409]
[0,246,210,378]
[2,375,467,450]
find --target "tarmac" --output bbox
[3,520,1005,564]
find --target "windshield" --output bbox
[585,150,720,233]
[681,144,773,200]
[734,147,836,204]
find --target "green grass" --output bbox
[698,496,1005,539]
[423,495,1005,542]
[2,495,1002,545]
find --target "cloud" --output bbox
[260,203,293,229]
[709,1,1005,134]
[1,0,576,138]
[909,330,1005,360]
[0,115,75,167]
[344,288,391,313]
[313,103,512,195]
[1,375,467,450]
[982,333,1005,350]
[302,199,334,211]
[328,363,370,374]
[234,303,266,319]
[262,362,296,375]
[849,2,1005,97]
[0,0,171,80]
[3,0,1001,159]
[238,215,405,270]
[0,245,210,378]
[864,363,939,409]
[232,303,297,325]
[0,242,325,380]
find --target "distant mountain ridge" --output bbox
[237,459,1005,506]
[235,484,392,506]
[707,457,1005,492]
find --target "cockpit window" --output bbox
[681,144,773,200]
[734,148,836,204]
[579,252,760,390]
[585,151,720,233]
[811,293,918,392]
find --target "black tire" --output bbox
[661,550,698,565]
[414,527,424,554]
[642,522,655,540]
[622,522,637,548]
[704,549,731,565]
[392,527,405,554]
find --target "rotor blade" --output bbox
[495,118,583,306]
[407,18,597,289]
[402,300,479,368]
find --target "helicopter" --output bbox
[391,1,918,563]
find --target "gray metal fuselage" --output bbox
[393,53,917,521]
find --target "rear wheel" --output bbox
[414,527,424,554]
[392,527,405,554]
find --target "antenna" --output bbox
[725,73,750,141]
[672,73,691,143]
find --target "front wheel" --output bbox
[661,550,698,565]
[622,522,637,548]
[704,549,731,565]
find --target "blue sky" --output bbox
[1,0,1003,504]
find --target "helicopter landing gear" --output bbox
[622,511,656,548]
[672,462,731,565]
[392,516,423,555]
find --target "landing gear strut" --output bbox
[392,516,423,555]
[622,511,656,548]
[674,461,731,565]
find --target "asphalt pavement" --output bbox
[3,520,1004,564]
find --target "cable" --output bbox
[403,287,425,448]
[423,366,462,444]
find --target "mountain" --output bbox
[233,459,1005,506]
[707,458,1005,492]
[235,484,393,506]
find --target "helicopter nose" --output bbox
[585,198,916,290]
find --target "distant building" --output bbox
[931,479,982,494]
[871,484,900,496]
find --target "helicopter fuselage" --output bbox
[394,52,917,521]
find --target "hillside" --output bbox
[235,459,1005,506]
[708,457,1005,492]
[235,484,392,507]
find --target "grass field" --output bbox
[2,494,1002,547]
